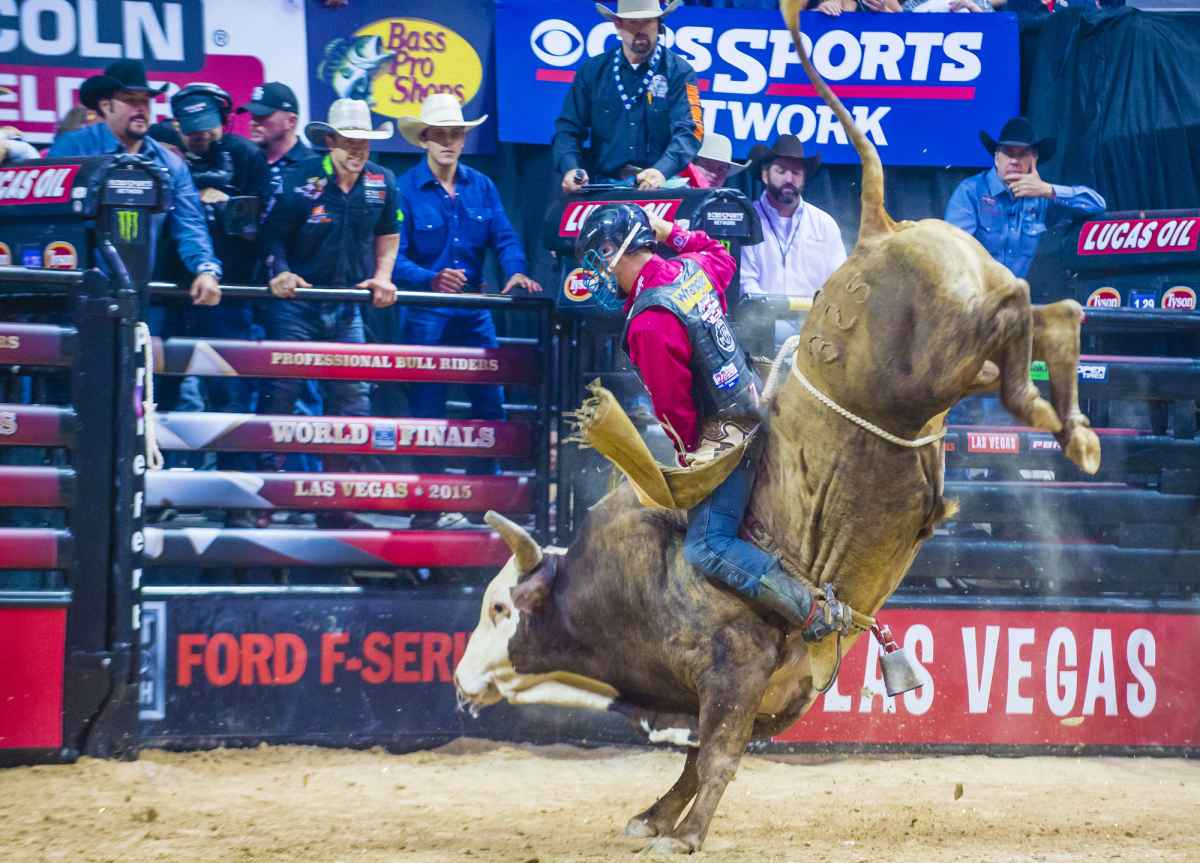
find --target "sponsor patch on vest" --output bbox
[714,319,736,353]
[308,205,333,224]
[712,362,740,390]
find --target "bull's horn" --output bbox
[484,510,543,574]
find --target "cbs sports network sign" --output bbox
[495,1,1018,167]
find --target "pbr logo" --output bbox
[43,241,78,270]
[0,241,10,266]
[372,422,398,451]
[1161,286,1196,311]
[1085,286,1120,309]
[562,267,593,302]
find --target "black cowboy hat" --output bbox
[979,116,1056,162]
[79,59,168,110]
[748,134,821,175]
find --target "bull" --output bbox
[454,1,1100,853]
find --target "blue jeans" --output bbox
[402,305,505,475]
[682,450,776,596]
[260,301,374,473]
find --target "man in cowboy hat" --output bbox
[393,93,541,529]
[946,116,1105,278]
[739,134,845,301]
[257,98,400,525]
[679,132,748,189]
[554,0,703,194]
[49,59,222,306]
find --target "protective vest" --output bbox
[622,259,761,423]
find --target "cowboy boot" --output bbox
[756,566,851,642]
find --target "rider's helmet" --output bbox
[574,203,657,312]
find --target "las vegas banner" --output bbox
[495,0,1018,167]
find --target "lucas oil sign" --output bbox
[495,2,1018,167]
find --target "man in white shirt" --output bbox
[740,135,846,300]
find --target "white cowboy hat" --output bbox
[595,0,682,21]
[304,98,393,145]
[395,93,488,148]
[695,133,749,176]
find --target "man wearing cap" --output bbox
[257,99,399,522]
[554,0,703,193]
[239,82,313,198]
[739,135,845,300]
[49,60,221,306]
[393,94,541,528]
[679,132,748,189]
[946,116,1105,278]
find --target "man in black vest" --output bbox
[575,203,849,639]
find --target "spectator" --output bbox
[679,132,749,189]
[393,94,541,530]
[147,120,184,157]
[554,0,702,193]
[54,105,99,138]
[48,59,221,307]
[739,135,845,299]
[237,82,313,197]
[258,98,399,528]
[945,116,1105,278]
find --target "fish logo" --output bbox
[318,35,396,106]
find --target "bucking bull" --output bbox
[454,2,1101,853]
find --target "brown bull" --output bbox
[454,2,1100,853]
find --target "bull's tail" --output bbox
[780,0,893,244]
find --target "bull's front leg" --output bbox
[646,650,774,854]
[624,747,699,839]
[1033,300,1101,474]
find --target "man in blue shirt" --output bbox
[394,94,541,528]
[945,116,1105,278]
[49,59,222,305]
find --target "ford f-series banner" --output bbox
[495,1,1018,167]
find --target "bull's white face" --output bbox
[454,552,620,717]
[454,557,522,713]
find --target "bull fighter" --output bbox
[575,203,851,640]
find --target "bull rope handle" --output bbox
[136,322,164,471]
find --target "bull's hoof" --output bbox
[1065,426,1101,475]
[625,817,660,838]
[641,836,696,855]
[1028,396,1063,434]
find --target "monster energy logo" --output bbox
[116,209,141,243]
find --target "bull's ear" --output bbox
[510,556,559,614]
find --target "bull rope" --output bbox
[788,354,946,449]
[136,322,164,471]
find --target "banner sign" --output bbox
[777,608,1199,749]
[139,597,1199,752]
[154,412,530,458]
[0,0,308,145]
[1077,215,1200,256]
[155,338,540,385]
[0,606,66,749]
[304,2,495,155]
[495,2,1017,167]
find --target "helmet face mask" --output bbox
[575,203,657,313]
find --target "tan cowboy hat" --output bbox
[595,0,681,20]
[305,98,393,145]
[395,93,488,148]
[695,133,749,176]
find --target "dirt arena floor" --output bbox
[2,740,1196,863]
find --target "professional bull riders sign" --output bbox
[0,0,308,144]
[495,1,1018,166]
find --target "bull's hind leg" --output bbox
[1033,300,1101,474]
[993,279,1061,434]
[645,650,775,854]
[624,748,699,839]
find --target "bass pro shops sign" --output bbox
[495,1,1018,167]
